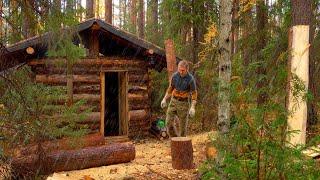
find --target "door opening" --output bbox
[100,71,128,137]
[104,72,119,136]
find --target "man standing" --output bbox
[161,60,197,137]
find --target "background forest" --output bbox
[1,0,320,179]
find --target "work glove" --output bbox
[188,100,196,118]
[161,98,167,109]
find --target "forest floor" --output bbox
[47,131,216,180]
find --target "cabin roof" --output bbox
[0,18,180,72]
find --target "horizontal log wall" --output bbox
[29,57,151,138]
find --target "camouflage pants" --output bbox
[165,97,190,137]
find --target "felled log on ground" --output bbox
[171,137,194,170]
[15,133,104,157]
[12,142,135,176]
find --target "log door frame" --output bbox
[100,70,129,137]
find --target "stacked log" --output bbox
[14,133,104,157]
[12,142,136,176]
[29,57,151,137]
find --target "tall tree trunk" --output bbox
[231,0,239,55]
[307,0,318,130]
[256,0,268,106]
[137,0,144,38]
[96,0,100,18]
[288,0,311,145]
[105,0,112,24]
[180,3,190,46]
[123,0,127,30]
[53,0,61,13]
[217,0,232,134]
[76,0,83,21]
[22,0,36,38]
[191,0,198,65]
[0,0,3,40]
[130,0,137,34]
[66,0,74,10]
[242,0,253,87]
[119,0,123,27]
[86,0,94,19]
[151,0,158,33]
[119,0,127,28]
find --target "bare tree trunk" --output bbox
[151,0,158,34]
[123,0,127,29]
[231,0,239,55]
[180,3,190,46]
[22,0,36,38]
[130,0,137,34]
[217,0,232,134]
[0,0,3,40]
[191,0,198,65]
[105,0,112,24]
[53,0,61,13]
[256,0,268,106]
[76,0,83,21]
[242,0,253,87]
[137,0,144,38]
[66,0,74,10]
[119,0,123,27]
[86,0,94,19]
[307,0,318,131]
[288,0,311,145]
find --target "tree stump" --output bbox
[171,137,194,170]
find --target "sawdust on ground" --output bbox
[47,132,216,180]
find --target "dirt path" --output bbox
[47,132,214,180]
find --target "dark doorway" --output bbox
[104,72,119,136]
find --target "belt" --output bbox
[173,96,188,102]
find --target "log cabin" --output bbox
[0,18,178,140]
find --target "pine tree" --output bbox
[217,0,232,135]
[105,0,112,24]
[86,0,94,18]
[288,0,311,145]
[137,0,144,38]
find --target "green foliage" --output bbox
[0,68,90,154]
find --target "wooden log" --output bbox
[128,74,148,83]
[129,81,149,87]
[47,94,100,105]
[43,105,99,114]
[76,112,100,124]
[36,74,100,85]
[171,137,194,170]
[48,112,100,124]
[32,65,145,75]
[129,104,150,110]
[74,85,100,94]
[128,85,148,93]
[12,142,136,176]
[74,94,100,103]
[14,133,104,157]
[28,58,147,67]
[105,136,130,144]
[128,93,148,102]
[129,110,148,122]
